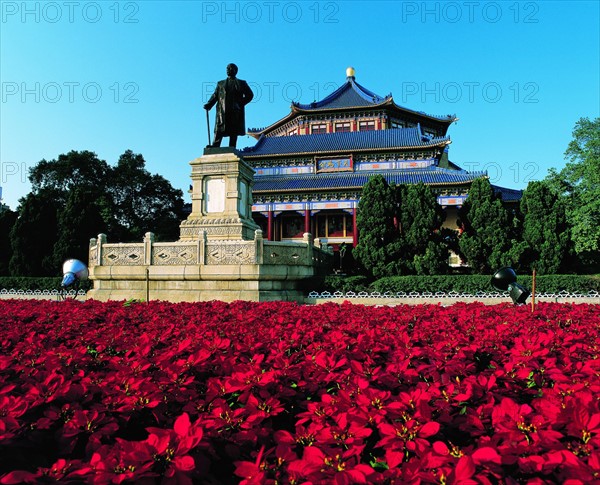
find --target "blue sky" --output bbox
[1,0,599,210]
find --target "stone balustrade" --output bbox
[89,230,332,269]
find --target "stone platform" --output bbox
[87,230,330,302]
[87,149,332,302]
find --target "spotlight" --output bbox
[491,267,530,305]
[61,259,88,298]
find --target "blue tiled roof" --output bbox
[242,127,450,157]
[294,78,389,110]
[492,185,523,202]
[247,77,457,136]
[290,77,456,122]
[253,167,484,192]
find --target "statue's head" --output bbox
[226,63,238,77]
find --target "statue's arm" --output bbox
[204,86,218,110]
[242,81,254,106]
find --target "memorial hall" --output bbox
[242,68,521,254]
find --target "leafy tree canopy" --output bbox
[107,150,185,242]
[546,117,600,260]
[9,190,59,276]
[352,175,401,278]
[9,150,185,277]
[458,178,517,273]
[354,178,450,277]
[519,180,570,274]
[396,183,448,275]
[0,208,18,276]
[29,150,111,203]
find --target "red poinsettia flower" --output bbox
[145,412,204,481]
[234,445,267,484]
[0,300,599,484]
[289,445,376,484]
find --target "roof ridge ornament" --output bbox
[346,66,356,79]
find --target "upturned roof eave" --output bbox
[248,108,298,139]
[389,97,457,124]
[248,98,458,138]
[247,102,392,138]
[243,139,452,159]
[290,97,457,124]
[252,169,481,193]
[291,98,392,113]
[253,179,476,194]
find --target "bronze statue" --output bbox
[204,63,254,148]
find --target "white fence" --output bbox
[308,290,600,299]
[0,289,87,300]
[2,288,598,304]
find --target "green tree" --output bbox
[413,240,450,275]
[29,150,111,204]
[519,181,570,274]
[106,150,185,242]
[396,183,448,275]
[9,191,59,276]
[353,175,401,278]
[458,178,516,273]
[0,207,18,275]
[9,149,185,276]
[10,151,110,276]
[52,188,107,267]
[546,117,600,267]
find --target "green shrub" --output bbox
[521,275,600,294]
[325,274,600,294]
[0,276,93,292]
[322,275,372,293]
[371,275,490,294]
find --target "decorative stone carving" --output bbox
[101,246,144,266]
[181,217,244,226]
[89,244,97,268]
[264,245,306,265]
[206,241,255,265]
[180,225,251,239]
[152,245,199,265]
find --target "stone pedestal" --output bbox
[179,148,259,241]
[87,150,332,303]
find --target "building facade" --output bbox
[241,68,521,251]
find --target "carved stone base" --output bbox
[183,150,259,241]
[179,218,259,241]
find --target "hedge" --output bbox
[0,277,93,292]
[321,275,372,293]
[324,274,600,294]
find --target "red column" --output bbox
[267,211,273,241]
[352,208,358,247]
[304,210,310,234]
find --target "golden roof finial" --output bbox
[346,66,355,78]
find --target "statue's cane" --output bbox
[205,108,212,146]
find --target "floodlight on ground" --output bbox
[491,267,530,305]
[60,259,88,298]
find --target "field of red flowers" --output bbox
[0,300,598,484]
